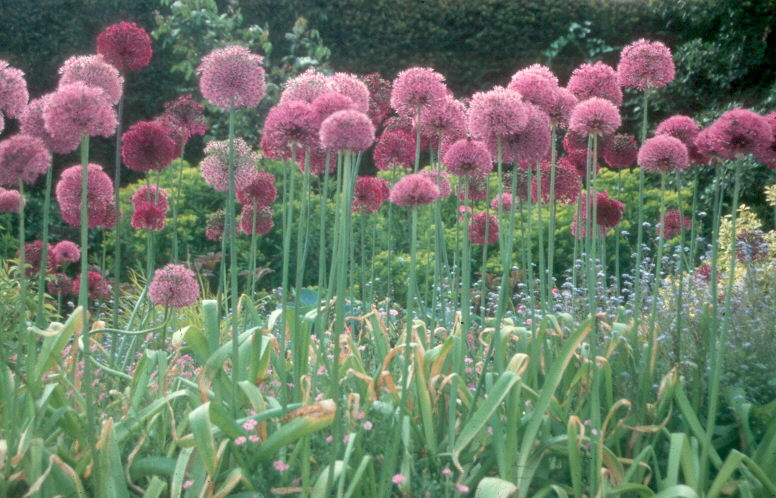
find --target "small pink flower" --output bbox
[392,474,405,485]
[362,421,373,431]
[326,435,334,443]
[356,411,366,420]
[249,435,260,443]
[183,480,193,489]
[273,460,289,472]
[456,483,470,493]
[442,468,453,476]
[234,436,247,445]
[242,419,258,431]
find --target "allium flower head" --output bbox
[459,174,489,201]
[312,91,357,128]
[660,210,690,239]
[205,210,225,241]
[121,121,177,172]
[508,68,560,115]
[655,115,704,164]
[51,240,80,266]
[298,146,334,175]
[161,94,207,143]
[546,88,578,129]
[514,64,559,85]
[389,172,440,207]
[96,21,153,72]
[197,45,265,110]
[59,55,123,104]
[532,160,582,204]
[490,193,517,212]
[468,87,528,140]
[0,60,29,118]
[469,211,499,245]
[373,128,415,171]
[149,264,199,309]
[0,187,23,213]
[419,168,451,198]
[421,96,467,141]
[331,72,370,113]
[638,135,689,172]
[572,191,625,238]
[443,138,492,178]
[754,111,776,169]
[702,108,771,160]
[55,163,114,228]
[200,138,259,192]
[237,170,277,207]
[567,61,622,106]
[602,133,638,169]
[617,39,675,90]
[18,240,51,277]
[319,110,375,152]
[48,273,74,298]
[280,69,333,104]
[360,73,392,126]
[560,148,598,178]
[73,270,109,300]
[20,95,81,154]
[131,184,168,211]
[239,205,274,235]
[495,104,552,166]
[390,67,447,115]
[352,176,390,213]
[569,97,621,137]
[43,83,118,144]
[261,100,318,155]
[0,135,51,186]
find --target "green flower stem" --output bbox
[248,209,258,294]
[495,162,519,364]
[633,92,649,316]
[525,165,536,323]
[414,106,422,173]
[547,127,558,304]
[226,109,240,415]
[111,95,124,330]
[536,159,546,311]
[673,170,687,364]
[315,154,331,342]
[17,181,28,363]
[35,163,53,327]
[170,142,186,263]
[293,149,312,392]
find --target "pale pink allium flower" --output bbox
[311,91,356,128]
[43,83,118,145]
[197,45,265,110]
[0,135,51,187]
[569,97,621,137]
[418,168,451,198]
[121,121,177,172]
[20,95,81,154]
[490,193,517,212]
[655,115,704,165]
[148,264,199,309]
[389,172,440,207]
[261,100,318,156]
[617,39,675,90]
[508,68,560,115]
[602,133,638,169]
[421,96,467,141]
[331,72,370,113]
[319,110,375,152]
[546,87,578,129]
[200,138,259,192]
[58,55,124,104]
[638,135,689,172]
[468,87,528,141]
[567,61,622,106]
[96,22,153,73]
[494,103,552,166]
[443,138,492,178]
[373,128,415,171]
[280,68,333,104]
[390,67,447,115]
[0,59,29,118]
[0,187,23,213]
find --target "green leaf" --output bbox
[188,403,218,477]
[475,477,518,497]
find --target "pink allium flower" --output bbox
[237,170,277,207]
[443,138,492,178]
[73,270,109,300]
[617,39,675,90]
[312,91,356,128]
[373,128,415,171]
[458,174,488,201]
[0,135,51,186]
[58,55,123,104]
[331,72,370,113]
[297,146,334,175]
[469,87,528,141]
[391,474,405,485]
[205,209,225,241]
[0,113,3,134]
[490,193,517,212]
[567,61,623,106]
[419,168,451,198]
[149,264,199,308]
[51,240,80,266]
[197,45,265,110]
[131,185,169,212]
[572,191,625,238]
[48,273,74,298]
[18,240,51,277]
[495,104,552,166]
[43,83,118,145]
[0,187,23,213]
[546,87,578,129]
[0,60,29,118]
[319,110,375,152]
[239,205,274,235]
[514,63,559,85]
[200,138,259,192]
[755,111,776,169]
[273,460,290,472]
[389,172,440,207]
[280,69,333,104]
[602,133,638,169]
[390,67,447,115]
[20,95,82,154]
[638,135,689,172]
[360,73,392,126]
[560,149,596,178]
[701,108,771,160]
[569,97,621,137]
[421,96,467,141]
[131,202,166,231]
[532,161,582,204]
[660,209,690,239]
[655,115,704,164]
[96,22,153,73]
[469,211,499,245]
[161,94,207,144]
[352,176,390,213]
[508,68,560,115]
[694,126,720,162]
[121,121,177,172]
[261,100,318,156]
[55,163,115,228]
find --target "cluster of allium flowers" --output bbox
[602,133,638,169]
[197,45,265,110]
[0,60,29,118]
[468,211,499,245]
[390,67,448,116]
[161,94,207,144]
[660,210,690,239]
[373,128,415,170]
[149,264,199,309]
[617,39,675,90]
[569,97,621,137]
[239,205,274,235]
[567,61,622,105]
[20,95,81,154]
[261,100,318,157]
[421,96,467,141]
[18,241,51,276]
[58,55,124,104]
[0,187,22,213]
[205,209,226,241]
[121,121,177,172]
[389,172,440,207]
[73,270,109,300]
[200,138,259,192]
[352,176,390,213]
[51,240,80,266]
[508,67,560,115]
[0,135,51,186]
[638,135,689,172]
[280,69,333,104]
[469,87,528,141]
[443,138,492,178]
[419,168,451,198]
[495,104,552,166]
[532,161,582,204]
[237,170,277,207]
[331,72,370,113]
[55,163,114,228]
[360,73,392,126]
[43,83,117,146]
[130,185,169,231]
[490,193,517,212]
[699,108,771,160]
[572,191,625,238]
[546,88,578,129]
[96,21,153,72]
[319,110,375,152]
[655,115,704,164]
[754,112,776,169]
[48,273,74,298]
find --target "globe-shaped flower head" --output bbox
[754,111,776,169]
[331,72,370,113]
[660,210,690,239]
[569,97,621,137]
[311,91,357,129]
[73,270,109,300]
[390,67,447,116]
[418,168,451,198]
[532,160,582,204]
[20,95,82,154]
[373,128,415,171]
[508,66,560,115]
[361,73,392,126]
[567,61,622,106]
[239,206,274,235]
[149,264,200,309]
[389,173,440,207]
[280,69,333,104]
[443,138,492,178]
[0,135,52,187]
[121,121,178,172]
[43,83,118,149]
[160,94,207,145]
[0,187,23,213]
[237,170,277,208]
[602,133,638,169]
[701,108,771,160]
[352,177,390,213]
[96,21,153,73]
[197,45,265,110]
[495,103,552,166]
[55,163,115,228]
[637,135,689,172]
[617,39,675,91]
[58,55,124,104]
[546,88,578,129]
[0,59,29,118]
[260,100,318,159]
[469,211,499,245]
[51,240,80,266]
[200,138,259,192]
[655,115,704,164]
[572,191,625,238]
[130,185,169,231]
[468,87,528,141]
[320,110,375,152]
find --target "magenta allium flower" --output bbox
[421,96,467,141]
[73,270,109,300]
[319,110,375,152]
[0,60,29,118]
[755,111,776,169]
[51,240,80,266]
[469,211,499,245]
[239,205,274,235]
[43,83,118,146]
[572,191,625,238]
[237,170,277,207]
[419,168,451,198]
[602,133,638,169]
[361,73,392,126]
[131,185,168,212]
[96,21,153,73]
[0,135,51,187]
[297,146,334,175]
[312,91,356,128]
[546,88,578,129]
[490,193,517,212]
[701,108,771,160]
[617,39,675,91]
[280,69,333,104]
[532,161,582,204]
[390,67,447,115]
[17,241,51,277]
[58,55,123,104]
[655,115,704,164]
[495,104,552,166]
[149,264,199,309]
[205,210,225,242]
[130,185,168,231]
[389,172,440,207]
[567,61,622,106]
[373,128,415,171]
[508,68,560,115]
[331,72,370,113]
[352,176,390,213]
[661,210,690,239]
[55,163,114,228]
[443,138,492,178]
[200,138,259,192]
[161,94,207,144]
[48,273,74,298]
[0,187,23,213]
[261,100,318,157]
[560,149,597,178]
[197,45,265,110]
[20,95,82,154]
[468,87,528,141]
[121,121,177,172]
[638,135,689,172]
[569,97,621,137]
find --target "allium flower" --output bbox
[572,191,625,238]
[261,100,318,156]
[655,115,704,164]
[360,73,392,126]
[73,270,109,300]
[567,61,622,106]
[131,185,168,212]
[20,95,82,154]
[389,173,440,207]
[562,130,590,153]
[58,55,123,104]
[0,113,3,134]
[443,138,492,178]
[0,135,51,186]
[200,138,259,192]
[569,97,621,137]
[0,187,23,213]
[495,104,552,166]
[508,68,560,115]
[319,110,375,152]
[602,133,638,169]
[701,108,771,160]
[617,39,675,90]
[390,67,447,115]
[660,210,690,239]
[298,146,334,175]
[130,185,168,231]
[96,22,153,72]
[532,161,582,204]
[419,168,451,198]
[55,163,115,228]
[331,72,370,113]
[421,96,467,141]
[239,205,274,235]
[205,209,225,241]
[352,176,390,213]
[638,135,689,172]
[469,87,528,141]
[148,264,200,309]
[121,121,177,172]
[458,174,489,201]
[468,211,499,244]
[373,128,415,170]
[546,88,578,129]
[237,170,276,207]
[754,111,775,169]
[161,94,207,144]
[513,64,559,85]
[48,273,74,298]
[490,193,517,212]
[43,83,117,145]
[560,149,597,178]
[197,45,265,110]
[0,60,29,118]
[280,69,333,104]
[51,240,80,266]
[311,91,356,128]
[18,240,51,277]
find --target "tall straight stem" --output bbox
[226,110,240,415]
[170,141,186,263]
[36,164,53,327]
[535,160,546,311]
[633,92,649,314]
[111,95,124,328]
[614,169,623,295]
[547,127,558,303]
